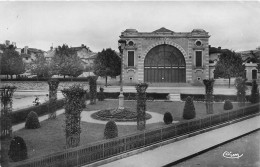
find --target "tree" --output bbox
[250,50,260,71]
[214,50,245,88]
[50,44,84,78]
[235,77,247,107]
[62,84,85,148]
[203,79,215,114]
[136,83,148,130]
[183,96,196,120]
[30,53,52,78]
[93,48,121,87]
[0,47,25,79]
[250,80,259,103]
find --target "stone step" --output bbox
[168,93,181,101]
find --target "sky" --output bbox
[0,1,260,52]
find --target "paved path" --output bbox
[13,91,64,111]
[99,115,260,167]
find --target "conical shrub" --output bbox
[25,111,40,129]
[104,120,118,139]
[163,112,173,124]
[224,100,233,110]
[8,136,28,162]
[183,96,196,120]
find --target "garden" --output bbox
[0,78,259,167]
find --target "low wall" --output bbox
[11,103,259,167]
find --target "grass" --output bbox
[4,100,242,165]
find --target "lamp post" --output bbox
[118,39,126,110]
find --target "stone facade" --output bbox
[119,27,210,85]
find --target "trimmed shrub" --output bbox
[183,96,196,120]
[25,111,40,129]
[224,100,233,110]
[250,80,260,104]
[88,76,97,104]
[97,87,105,101]
[8,136,28,162]
[104,120,118,139]
[235,77,247,107]
[163,112,173,124]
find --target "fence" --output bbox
[14,103,259,167]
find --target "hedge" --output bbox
[98,92,168,100]
[181,94,251,102]
[97,93,250,102]
[11,99,65,125]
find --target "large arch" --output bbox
[138,41,189,82]
[143,44,186,83]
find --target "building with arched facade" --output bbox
[118,27,210,85]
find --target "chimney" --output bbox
[218,47,221,50]
[209,45,211,48]
[81,44,85,48]
[50,46,53,50]
[5,40,10,46]
[24,46,28,54]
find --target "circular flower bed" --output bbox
[91,108,152,122]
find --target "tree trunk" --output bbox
[6,75,8,79]
[228,77,231,88]
[11,75,13,80]
[105,76,108,87]
[64,75,65,79]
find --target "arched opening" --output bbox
[144,44,186,83]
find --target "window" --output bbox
[252,69,257,80]
[128,41,134,46]
[195,51,202,67]
[128,51,134,67]
[195,40,202,46]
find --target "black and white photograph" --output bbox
[0,1,260,167]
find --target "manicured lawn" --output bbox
[6,100,241,164]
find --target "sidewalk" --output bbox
[98,115,260,167]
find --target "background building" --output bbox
[209,46,260,84]
[119,27,210,85]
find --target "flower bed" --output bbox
[91,108,152,122]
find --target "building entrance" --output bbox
[144,44,186,83]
